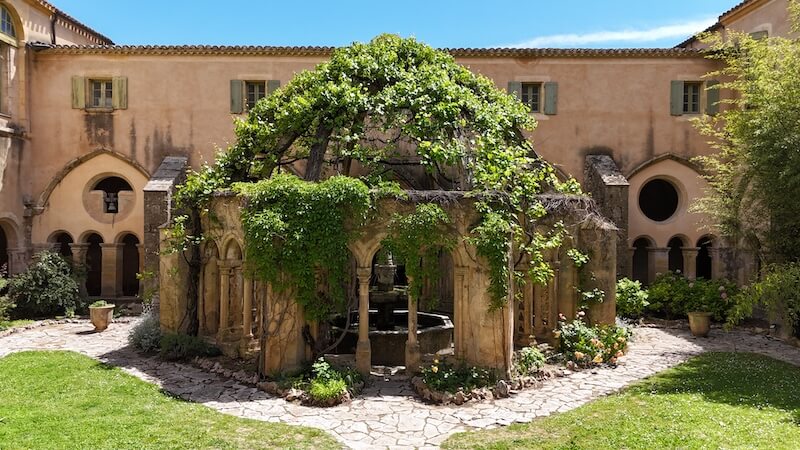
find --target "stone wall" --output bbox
[584,155,629,279]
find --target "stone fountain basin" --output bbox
[331,310,454,366]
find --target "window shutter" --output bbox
[230,80,244,113]
[267,79,281,95]
[749,30,768,40]
[544,82,558,115]
[670,80,684,116]
[507,81,521,99]
[112,77,128,109]
[71,76,85,109]
[705,80,720,115]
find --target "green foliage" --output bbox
[128,313,163,353]
[382,203,455,302]
[307,377,347,403]
[300,358,363,404]
[646,272,736,321]
[235,174,371,320]
[693,8,800,260]
[174,34,584,315]
[8,251,80,318]
[421,360,496,394]
[515,346,546,376]
[727,263,800,335]
[557,316,629,365]
[0,277,13,322]
[615,277,650,319]
[159,333,221,361]
[89,300,109,308]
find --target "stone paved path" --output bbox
[2,321,800,449]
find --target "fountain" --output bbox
[330,252,454,366]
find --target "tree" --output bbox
[693,2,800,261]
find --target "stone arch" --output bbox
[667,235,688,274]
[48,230,74,259]
[0,2,25,43]
[0,218,17,276]
[631,235,654,284]
[626,153,701,180]
[349,231,388,269]
[222,237,243,261]
[35,149,149,210]
[697,235,715,280]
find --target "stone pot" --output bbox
[688,311,712,337]
[89,305,115,332]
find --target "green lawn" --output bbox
[444,352,800,449]
[0,351,340,449]
[0,319,34,331]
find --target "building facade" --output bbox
[0,0,791,299]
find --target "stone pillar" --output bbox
[7,248,27,276]
[709,248,721,280]
[648,247,669,282]
[136,243,145,297]
[355,267,371,376]
[517,264,533,345]
[100,243,123,298]
[69,243,90,297]
[405,276,421,373]
[584,155,630,279]
[242,276,253,338]
[557,259,577,321]
[453,267,467,359]
[682,247,700,280]
[218,264,232,335]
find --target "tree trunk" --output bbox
[178,207,202,336]
[304,123,333,181]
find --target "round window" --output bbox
[639,179,679,222]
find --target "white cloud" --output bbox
[502,18,717,48]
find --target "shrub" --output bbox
[8,251,80,318]
[307,378,348,402]
[728,263,800,336]
[616,277,649,318]
[128,313,162,353]
[515,346,545,376]
[646,271,736,321]
[303,358,362,404]
[89,300,109,308]
[0,277,13,322]
[557,315,629,365]
[421,360,496,393]
[159,333,221,361]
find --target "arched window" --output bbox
[93,176,133,214]
[0,6,16,39]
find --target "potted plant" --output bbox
[89,300,115,332]
[687,311,712,337]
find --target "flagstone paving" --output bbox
[2,320,800,449]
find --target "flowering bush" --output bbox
[646,271,737,321]
[421,360,495,393]
[727,263,800,337]
[557,314,630,366]
[616,277,649,318]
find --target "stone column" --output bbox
[242,276,254,338]
[648,247,669,282]
[681,247,700,280]
[453,267,467,359]
[405,275,421,373]
[100,243,123,298]
[136,243,145,297]
[69,243,90,297]
[7,248,27,276]
[557,260,577,321]
[218,264,232,335]
[355,267,371,376]
[709,248,721,280]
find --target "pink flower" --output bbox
[578,311,586,318]
[721,292,728,299]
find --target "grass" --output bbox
[0,351,341,449]
[443,352,800,449]
[0,319,34,331]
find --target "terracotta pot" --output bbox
[89,305,115,332]
[688,311,712,337]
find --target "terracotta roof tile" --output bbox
[31,0,113,45]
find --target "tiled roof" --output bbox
[676,0,763,48]
[36,44,704,58]
[32,0,113,45]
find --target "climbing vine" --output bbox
[382,203,456,303]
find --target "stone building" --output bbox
[0,0,790,300]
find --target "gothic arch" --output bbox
[626,153,702,180]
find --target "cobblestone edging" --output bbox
[3,320,800,449]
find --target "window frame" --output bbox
[88,78,114,110]
[244,80,267,111]
[682,81,703,115]
[520,82,543,113]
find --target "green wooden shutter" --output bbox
[507,81,521,99]
[267,79,281,95]
[71,76,85,109]
[670,80,684,116]
[230,80,244,113]
[749,30,768,40]
[544,82,558,115]
[705,80,720,116]
[112,77,128,109]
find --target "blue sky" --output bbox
[54,0,742,48]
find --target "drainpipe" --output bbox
[50,13,59,45]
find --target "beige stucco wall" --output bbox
[725,0,794,38]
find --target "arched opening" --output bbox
[0,226,7,277]
[201,243,221,336]
[120,234,140,296]
[51,232,74,260]
[697,236,713,280]
[632,238,651,284]
[93,176,133,214]
[668,236,685,274]
[639,179,680,222]
[85,233,103,296]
